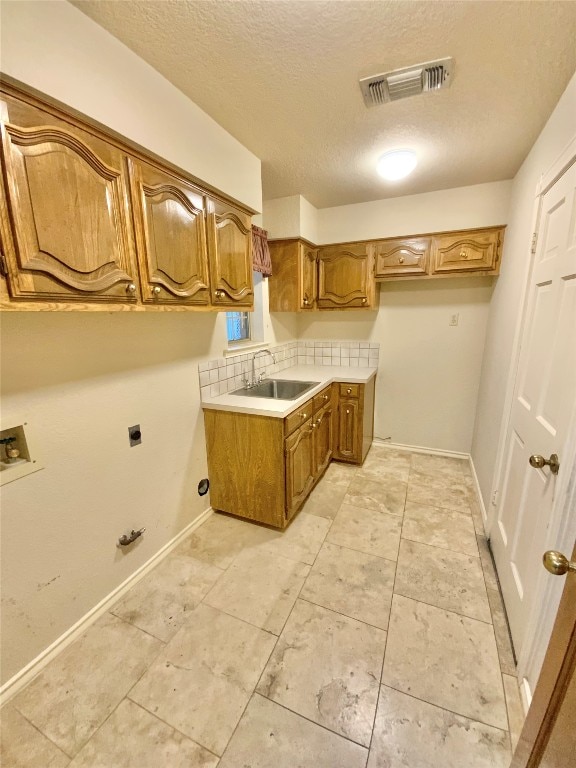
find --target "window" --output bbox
[225,272,265,349]
[226,311,250,343]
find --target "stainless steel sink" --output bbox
[231,379,320,400]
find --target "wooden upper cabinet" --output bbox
[316,243,375,309]
[206,197,253,307]
[431,227,503,274]
[268,239,317,311]
[300,244,318,310]
[374,237,430,278]
[0,106,138,302]
[128,159,209,305]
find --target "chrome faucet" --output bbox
[245,349,276,388]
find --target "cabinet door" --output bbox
[313,403,333,479]
[316,243,374,308]
[206,197,253,307]
[335,398,361,462]
[374,238,430,278]
[431,228,503,274]
[0,120,138,302]
[300,244,317,309]
[285,418,315,520]
[128,159,209,305]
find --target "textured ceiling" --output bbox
[71,0,576,208]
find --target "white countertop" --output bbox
[201,365,377,418]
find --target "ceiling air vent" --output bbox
[360,58,453,107]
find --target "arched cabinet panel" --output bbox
[128,159,209,305]
[206,197,253,307]
[316,243,375,309]
[0,121,138,302]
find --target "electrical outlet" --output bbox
[128,425,142,447]
[449,313,459,326]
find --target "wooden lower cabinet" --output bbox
[285,417,315,521]
[313,401,333,478]
[333,378,375,464]
[203,379,369,529]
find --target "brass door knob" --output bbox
[529,453,560,474]
[126,283,136,294]
[361,298,367,304]
[215,290,224,299]
[346,388,352,394]
[543,550,576,576]
[151,285,161,296]
[460,250,468,260]
[398,256,405,264]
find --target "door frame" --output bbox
[486,136,576,700]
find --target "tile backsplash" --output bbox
[198,340,379,399]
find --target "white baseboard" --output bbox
[372,440,489,530]
[468,455,489,526]
[0,506,213,706]
[371,438,470,460]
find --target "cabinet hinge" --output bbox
[531,232,537,255]
[0,252,7,277]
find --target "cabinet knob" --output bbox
[312,422,316,429]
[323,394,329,401]
[126,283,136,294]
[398,256,405,264]
[215,290,225,299]
[361,297,367,305]
[301,413,307,419]
[303,294,310,306]
[460,250,468,260]
[151,285,161,296]
[346,388,352,394]
[346,409,350,414]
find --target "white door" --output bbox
[491,162,576,669]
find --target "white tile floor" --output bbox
[1,447,524,767]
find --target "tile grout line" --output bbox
[253,692,372,753]
[378,681,512,737]
[391,587,494,626]
[8,706,74,761]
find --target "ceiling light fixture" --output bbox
[377,150,417,181]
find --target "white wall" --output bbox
[472,71,576,511]
[316,181,512,243]
[298,281,495,453]
[0,0,261,211]
[0,1,275,686]
[262,194,319,242]
[295,182,512,453]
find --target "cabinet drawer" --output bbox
[374,238,430,278]
[339,383,360,399]
[313,385,332,413]
[285,398,314,436]
[431,229,503,274]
